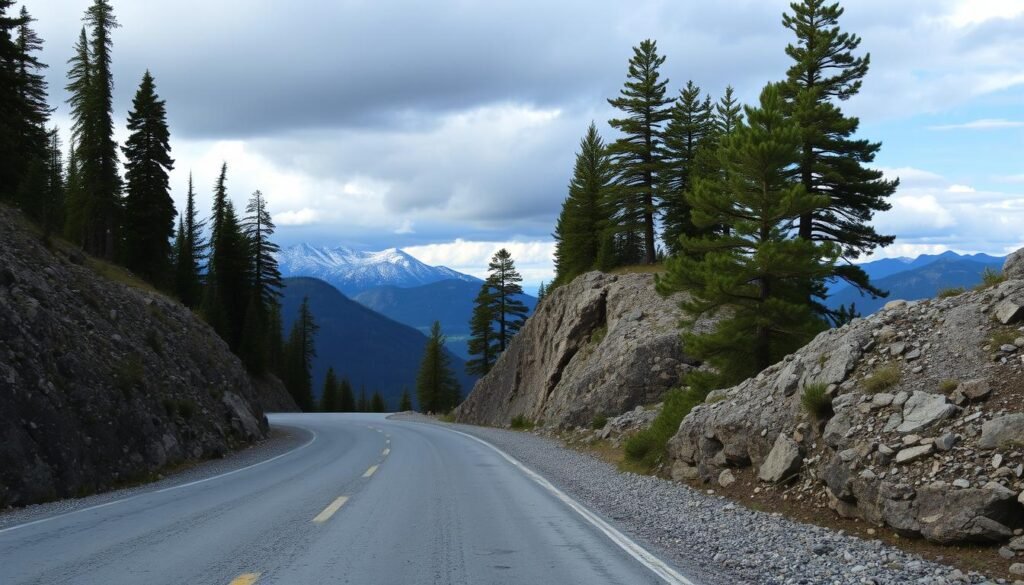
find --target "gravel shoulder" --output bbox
[0,424,311,531]
[393,413,998,585]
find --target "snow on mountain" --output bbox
[276,243,479,296]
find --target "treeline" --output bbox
[552,0,896,394]
[319,367,400,413]
[0,1,320,410]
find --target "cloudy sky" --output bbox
[30,0,1024,288]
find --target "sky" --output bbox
[29,0,1024,289]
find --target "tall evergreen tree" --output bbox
[204,164,251,347]
[40,127,65,236]
[370,391,387,413]
[320,367,339,412]
[465,285,498,376]
[416,321,461,413]
[63,28,90,244]
[357,386,368,413]
[657,84,837,392]
[173,174,206,308]
[553,123,614,285]
[242,189,283,307]
[781,0,896,299]
[660,81,713,254]
[484,249,529,352]
[714,86,743,136]
[398,388,413,412]
[122,70,175,284]
[536,281,546,301]
[338,377,355,412]
[283,296,318,411]
[76,0,121,259]
[606,39,672,265]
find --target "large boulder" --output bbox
[895,392,957,434]
[978,414,1024,450]
[917,482,1021,543]
[1004,247,1024,281]
[454,272,716,428]
[758,433,803,483]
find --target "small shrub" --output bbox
[800,383,832,421]
[439,412,456,423]
[991,329,1018,348]
[863,364,901,393]
[937,287,965,299]
[624,386,706,468]
[979,267,1006,289]
[589,325,608,346]
[591,413,609,430]
[938,379,959,394]
[510,415,535,430]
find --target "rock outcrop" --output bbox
[455,271,715,428]
[669,260,1024,544]
[0,205,296,507]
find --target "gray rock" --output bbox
[1004,247,1024,281]
[758,433,803,483]
[952,479,971,488]
[896,391,957,434]
[1002,344,1019,353]
[718,469,736,488]
[995,299,1024,325]
[871,392,894,406]
[905,348,922,361]
[958,379,991,401]
[1000,546,1017,559]
[935,433,957,452]
[979,414,1024,450]
[1012,563,1024,576]
[916,481,1022,543]
[895,444,934,464]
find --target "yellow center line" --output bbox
[363,465,379,478]
[229,573,261,585]
[382,448,390,456]
[312,496,350,524]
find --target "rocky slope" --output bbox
[455,271,716,428]
[0,205,295,508]
[669,250,1024,545]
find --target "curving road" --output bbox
[0,414,695,585]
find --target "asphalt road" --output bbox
[0,413,695,585]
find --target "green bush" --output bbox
[863,364,901,393]
[936,287,965,299]
[979,267,1006,289]
[624,387,706,468]
[510,414,535,430]
[800,383,832,421]
[591,413,609,430]
[938,379,959,394]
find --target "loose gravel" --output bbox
[0,425,311,532]
[395,414,1002,585]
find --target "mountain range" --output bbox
[280,277,477,409]
[355,279,538,358]
[825,251,1005,315]
[276,244,478,296]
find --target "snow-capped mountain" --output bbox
[276,243,479,296]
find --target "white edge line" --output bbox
[445,427,698,585]
[0,428,318,536]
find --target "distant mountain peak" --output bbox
[276,243,479,296]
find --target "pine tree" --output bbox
[338,378,355,412]
[0,3,50,203]
[320,367,339,412]
[553,123,613,284]
[781,0,896,299]
[416,321,461,413]
[485,249,529,352]
[537,281,546,301]
[76,0,121,259]
[370,391,386,413]
[465,284,497,376]
[173,174,206,308]
[242,189,283,308]
[656,83,837,392]
[204,164,251,347]
[122,70,175,284]
[357,386,368,413]
[398,388,413,411]
[714,86,743,136]
[40,128,65,236]
[283,296,318,411]
[63,28,90,244]
[660,81,713,255]
[606,39,672,265]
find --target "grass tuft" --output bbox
[938,379,960,394]
[510,414,535,430]
[936,287,965,299]
[800,383,832,421]
[976,267,1006,290]
[863,364,902,393]
[624,387,705,469]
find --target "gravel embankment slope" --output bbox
[396,414,998,585]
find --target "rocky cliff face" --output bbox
[455,271,715,428]
[669,250,1024,544]
[0,206,296,508]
